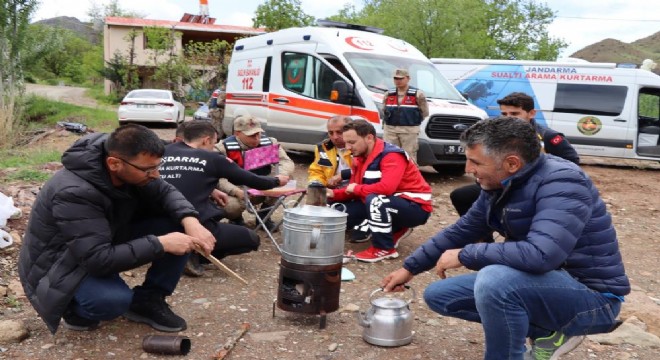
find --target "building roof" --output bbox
[105,16,266,35]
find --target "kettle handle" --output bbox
[369,285,417,306]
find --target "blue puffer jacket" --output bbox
[404,154,630,296]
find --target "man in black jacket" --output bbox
[18,124,215,334]
[160,121,288,276]
[450,92,580,219]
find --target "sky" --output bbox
[32,0,660,59]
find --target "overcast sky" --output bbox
[33,0,660,59]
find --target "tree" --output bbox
[87,0,145,24]
[331,0,565,60]
[252,0,314,31]
[0,0,38,145]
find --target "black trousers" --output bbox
[133,217,260,261]
[449,183,482,216]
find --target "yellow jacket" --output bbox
[307,139,352,186]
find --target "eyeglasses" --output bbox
[393,77,405,80]
[116,157,162,175]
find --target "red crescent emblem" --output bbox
[287,68,302,84]
[345,36,375,51]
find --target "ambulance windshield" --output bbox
[344,52,464,101]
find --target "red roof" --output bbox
[105,16,266,35]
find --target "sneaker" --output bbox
[354,246,399,263]
[392,228,413,249]
[349,230,372,243]
[62,308,100,331]
[124,293,187,332]
[183,253,205,277]
[531,331,585,360]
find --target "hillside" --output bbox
[571,31,660,74]
[32,16,101,44]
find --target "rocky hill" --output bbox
[32,16,101,44]
[571,31,660,74]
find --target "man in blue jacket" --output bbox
[450,91,579,218]
[382,117,630,360]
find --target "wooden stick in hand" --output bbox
[194,248,248,285]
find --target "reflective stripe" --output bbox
[394,192,432,200]
[319,152,329,159]
[364,170,382,179]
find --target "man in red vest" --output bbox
[329,120,433,263]
[216,115,293,231]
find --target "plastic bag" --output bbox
[0,229,13,249]
[0,192,21,227]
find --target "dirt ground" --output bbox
[1,86,659,359]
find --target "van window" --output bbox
[282,52,343,101]
[639,89,660,128]
[344,52,463,101]
[554,84,627,116]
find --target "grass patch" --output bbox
[0,148,62,168]
[87,84,122,105]
[23,94,118,132]
[3,168,51,183]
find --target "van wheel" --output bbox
[433,165,465,176]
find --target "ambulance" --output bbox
[223,20,487,170]
[432,58,660,162]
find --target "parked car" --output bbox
[117,89,185,126]
[193,102,211,121]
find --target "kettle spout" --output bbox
[355,310,371,328]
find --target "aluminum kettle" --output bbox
[356,286,416,347]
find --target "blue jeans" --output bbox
[71,217,188,321]
[423,265,621,360]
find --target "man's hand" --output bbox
[233,188,245,200]
[275,175,289,186]
[181,217,215,256]
[382,268,414,292]
[158,232,198,255]
[326,188,335,199]
[435,249,463,279]
[210,189,228,207]
[345,183,357,194]
[327,174,342,188]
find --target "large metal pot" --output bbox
[281,205,347,265]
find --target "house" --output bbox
[103,16,265,95]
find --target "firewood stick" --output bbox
[213,322,251,360]
[195,248,248,285]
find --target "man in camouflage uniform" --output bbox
[208,85,226,136]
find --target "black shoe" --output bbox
[263,219,279,233]
[183,253,205,277]
[62,308,100,331]
[124,293,187,332]
[349,230,372,243]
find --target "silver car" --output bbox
[117,89,185,126]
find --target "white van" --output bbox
[432,58,660,162]
[224,21,487,170]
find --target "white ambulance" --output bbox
[224,20,487,171]
[432,58,660,162]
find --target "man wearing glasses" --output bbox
[19,124,215,334]
[383,68,429,164]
